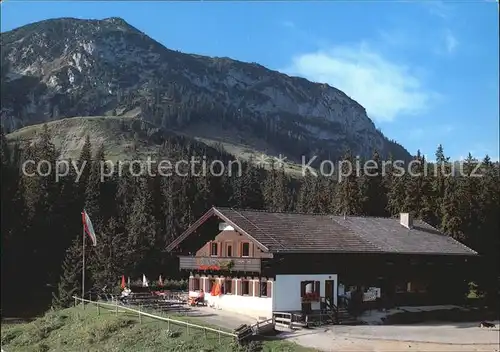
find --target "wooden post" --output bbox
[97,303,100,315]
[187,323,189,335]
[139,305,142,324]
[204,327,207,338]
[218,328,221,343]
[167,319,170,330]
[115,298,118,315]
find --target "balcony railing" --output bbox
[179,256,261,273]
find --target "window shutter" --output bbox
[253,280,259,297]
[239,242,243,257]
[300,281,306,297]
[238,280,242,295]
[315,281,320,296]
[266,281,272,297]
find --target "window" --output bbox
[300,280,320,301]
[226,244,233,257]
[241,242,250,257]
[407,281,428,293]
[242,280,250,295]
[395,282,408,293]
[210,242,218,256]
[224,279,233,294]
[260,281,268,297]
[190,277,200,291]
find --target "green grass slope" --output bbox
[6,116,170,162]
[6,116,306,176]
[1,306,315,352]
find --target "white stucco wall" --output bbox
[204,293,273,319]
[189,277,274,319]
[273,274,338,312]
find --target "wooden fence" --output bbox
[72,296,238,343]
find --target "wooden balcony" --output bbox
[179,256,262,273]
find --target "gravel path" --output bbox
[187,306,257,331]
[187,308,499,351]
[289,321,500,351]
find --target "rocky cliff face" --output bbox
[1,17,411,162]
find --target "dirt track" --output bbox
[289,322,500,351]
[188,307,500,352]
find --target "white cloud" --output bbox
[444,29,459,54]
[424,1,452,20]
[283,43,437,122]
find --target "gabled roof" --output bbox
[166,207,477,256]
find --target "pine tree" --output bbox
[386,163,408,216]
[440,176,466,241]
[89,217,127,290]
[360,150,388,217]
[297,169,317,213]
[241,160,264,209]
[430,144,450,225]
[126,177,157,274]
[84,144,106,231]
[402,151,433,221]
[335,151,362,215]
[52,236,83,308]
[474,155,500,304]
[77,135,92,196]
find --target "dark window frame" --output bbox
[241,280,250,295]
[241,242,250,257]
[210,242,218,256]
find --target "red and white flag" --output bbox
[81,210,97,246]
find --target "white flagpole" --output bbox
[82,214,86,309]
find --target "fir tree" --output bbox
[335,150,362,216]
[77,135,92,196]
[52,236,83,308]
[360,150,388,217]
[297,169,317,213]
[126,177,157,274]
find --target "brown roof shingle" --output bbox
[166,207,477,256]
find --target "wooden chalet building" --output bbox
[166,207,477,320]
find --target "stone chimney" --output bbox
[400,213,413,229]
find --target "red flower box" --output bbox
[301,292,320,302]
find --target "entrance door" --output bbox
[325,280,334,307]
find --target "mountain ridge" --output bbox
[1,17,412,163]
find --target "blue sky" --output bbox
[2,1,498,161]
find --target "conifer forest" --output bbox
[1,126,498,317]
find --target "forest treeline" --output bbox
[1,125,498,316]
